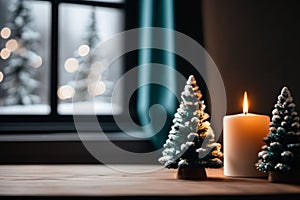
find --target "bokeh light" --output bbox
[64,57,79,72]
[0,71,4,83]
[0,27,11,39]
[31,55,43,68]
[87,72,101,82]
[6,39,18,52]
[88,81,106,96]
[57,85,75,100]
[16,47,27,56]
[78,44,90,57]
[91,61,105,72]
[0,48,11,60]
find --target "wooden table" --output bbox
[0,165,299,199]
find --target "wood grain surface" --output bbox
[0,165,299,198]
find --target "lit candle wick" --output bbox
[243,91,248,115]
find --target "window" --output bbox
[0,0,138,132]
[0,0,51,115]
[58,3,124,115]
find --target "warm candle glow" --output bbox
[223,90,270,177]
[243,91,248,114]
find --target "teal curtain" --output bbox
[137,0,177,148]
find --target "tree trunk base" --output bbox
[269,170,300,184]
[177,167,207,180]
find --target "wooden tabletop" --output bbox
[0,165,299,199]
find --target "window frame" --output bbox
[0,0,139,133]
[0,0,207,164]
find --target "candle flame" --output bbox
[243,91,248,114]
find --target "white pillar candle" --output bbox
[223,92,270,177]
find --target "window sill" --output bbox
[0,131,148,142]
[0,132,155,164]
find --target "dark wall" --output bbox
[202,0,300,116]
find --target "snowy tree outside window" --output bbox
[0,0,51,115]
[57,4,124,115]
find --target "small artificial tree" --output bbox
[159,75,223,179]
[256,87,300,183]
[1,0,41,105]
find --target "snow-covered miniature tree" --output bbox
[1,0,42,105]
[159,75,223,179]
[71,8,112,102]
[256,87,300,182]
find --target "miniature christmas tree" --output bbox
[256,87,300,183]
[159,75,223,179]
[71,8,112,102]
[1,0,42,105]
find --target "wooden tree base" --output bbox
[269,170,300,184]
[177,167,207,180]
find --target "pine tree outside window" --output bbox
[58,3,124,115]
[0,0,51,114]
